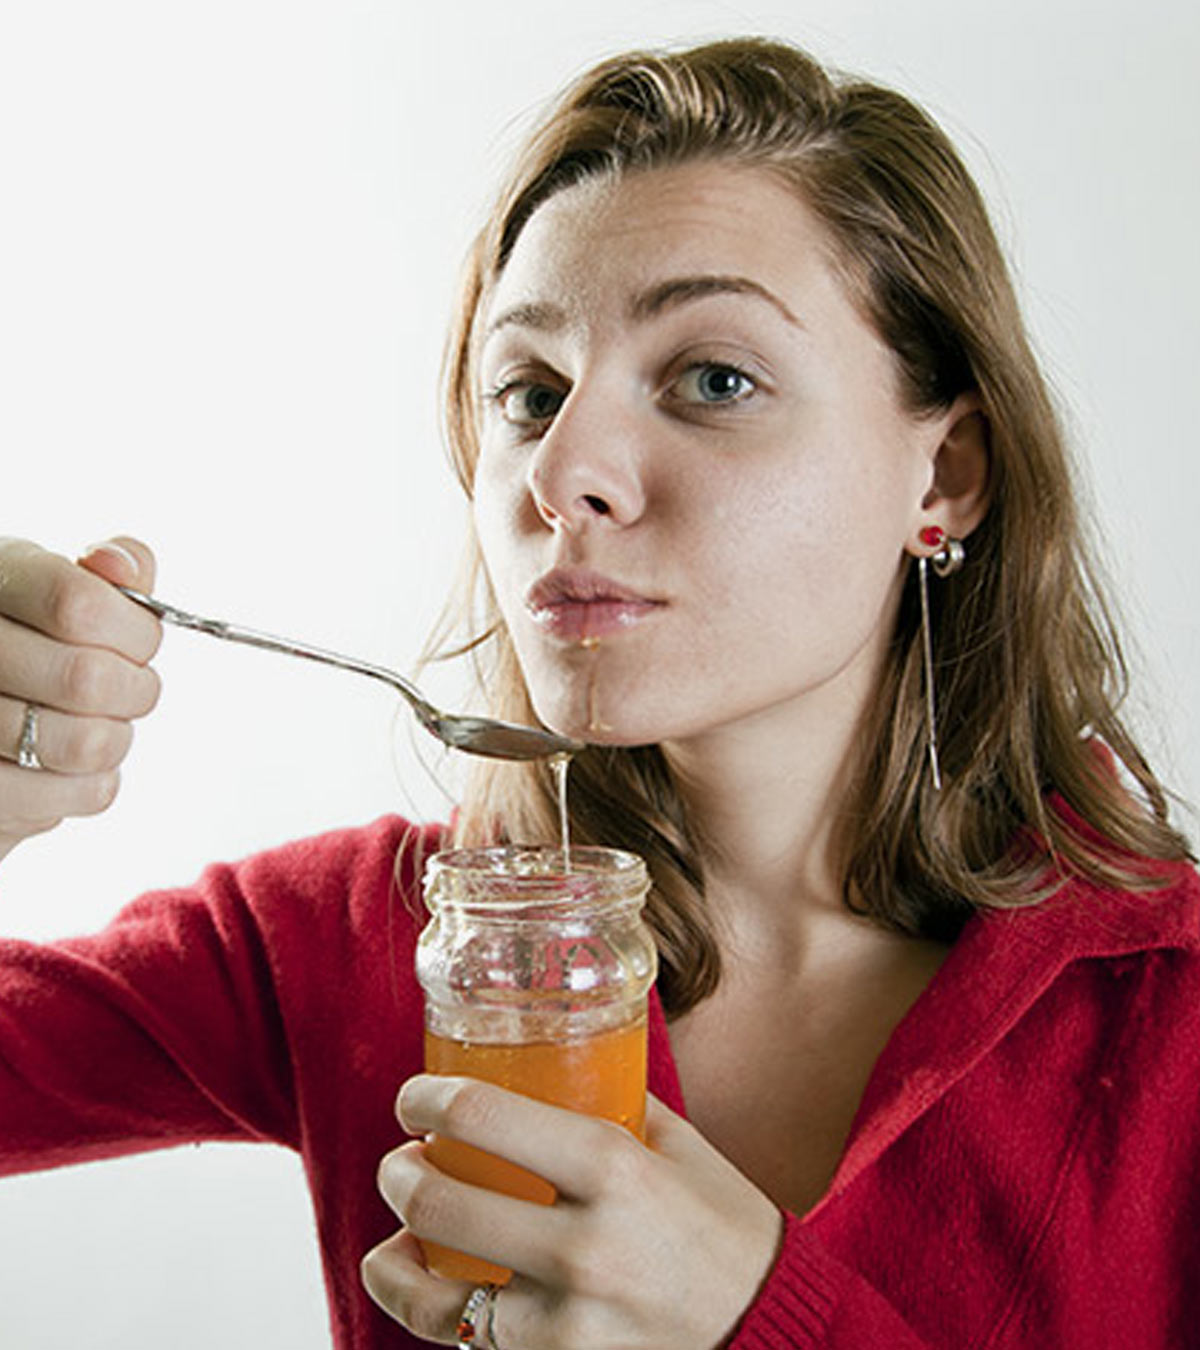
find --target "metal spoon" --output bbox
[116,586,582,762]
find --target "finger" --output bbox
[0,697,133,774]
[361,1226,473,1347]
[76,536,157,595]
[0,761,120,824]
[0,540,161,664]
[398,1074,644,1199]
[643,1093,703,1160]
[377,1139,567,1286]
[0,615,161,720]
[373,1149,645,1350]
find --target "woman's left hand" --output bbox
[361,1075,783,1349]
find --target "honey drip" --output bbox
[551,751,572,870]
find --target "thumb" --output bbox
[77,536,157,593]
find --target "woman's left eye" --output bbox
[669,363,757,406]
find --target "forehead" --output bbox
[483,161,849,333]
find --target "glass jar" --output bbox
[416,844,657,1283]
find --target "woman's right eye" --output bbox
[487,381,566,426]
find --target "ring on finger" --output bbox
[17,704,42,771]
[456,1283,500,1349]
[485,1283,504,1350]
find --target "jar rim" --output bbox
[423,845,648,912]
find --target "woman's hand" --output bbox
[0,537,162,862]
[362,1077,783,1349]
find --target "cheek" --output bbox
[471,461,525,594]
[694,464,837,587]
[693,453,911,637]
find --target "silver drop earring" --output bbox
[917,536,965,790]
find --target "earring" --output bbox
[916,529,965,791]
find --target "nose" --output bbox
[526,383,647,531]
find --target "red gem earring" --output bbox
[919,525,965,578]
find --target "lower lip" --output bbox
[529,600,661,642]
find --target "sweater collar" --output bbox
[644,859,1200,1218]
[810,862,1200,1218]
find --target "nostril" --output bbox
[583,494,611,515]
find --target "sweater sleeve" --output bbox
[0,815,435,1180]
[0,860,301,1174]
[728,1213,931,1348]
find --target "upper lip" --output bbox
[525,568,660,612]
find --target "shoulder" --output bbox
[1029,858,1200,962]
[963,860,1200,1067]
[935,859,1200,1056]
[229,815,448,905]
[225,816,451,945]
[1050,866,1200,1148]
[120,815,450,955]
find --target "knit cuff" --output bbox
[726,1213,839,1348]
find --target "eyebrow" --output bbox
[483,300,567,340]
[630,275,802,327]
[483,273,802,341]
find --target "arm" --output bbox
[0,859,300,1174]
[0,536,298,1166]
[1,801,435,1180]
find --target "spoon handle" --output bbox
[114,586,439,724]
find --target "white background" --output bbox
[1,0,1197,1344]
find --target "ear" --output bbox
[909,392,991,552]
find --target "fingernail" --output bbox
[82,541,140,574]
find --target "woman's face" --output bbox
[472,161,946,750]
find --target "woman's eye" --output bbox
[489,381,566,425]
[670,363,756,406]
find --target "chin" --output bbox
[528,687,685,751]
[533,706,646,749]
[521,647,702,748]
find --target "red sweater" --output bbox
[2,815,1199,1347]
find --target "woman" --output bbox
[1,37,1195,1349]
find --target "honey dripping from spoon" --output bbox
[551,635,612,874]
[551,751,572,871]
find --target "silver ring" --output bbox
[17,704,42,770]
[456,1283,499,1349]
[485,1283,503,1350]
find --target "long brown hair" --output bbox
[426,37,1192,1017]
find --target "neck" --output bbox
[661,647,885,966]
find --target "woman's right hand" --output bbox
[0,537,163,862]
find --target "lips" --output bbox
[525,568,663,642]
